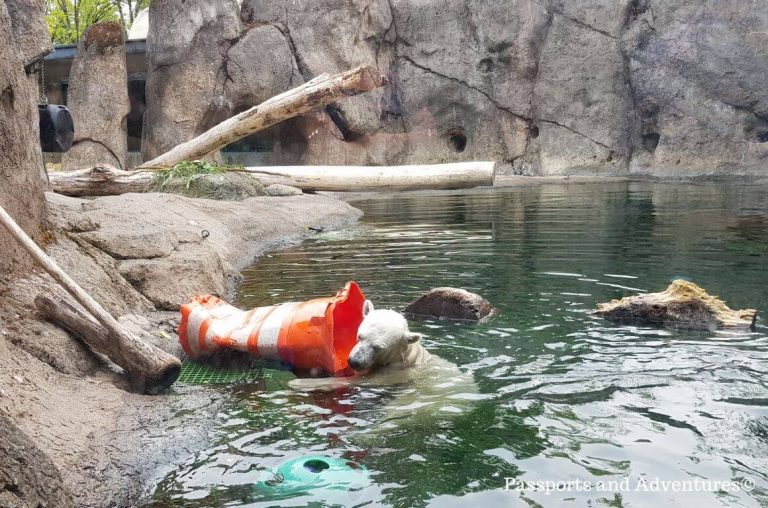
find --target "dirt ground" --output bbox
[0,191,361,507]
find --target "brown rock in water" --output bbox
[405,287,497,321]
[594,280,757,330]
[61,21,130,170]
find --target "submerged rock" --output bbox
[405,287,497,321]
[594,280,757,330]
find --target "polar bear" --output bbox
[289,301,479,433]
[347,301,430,372]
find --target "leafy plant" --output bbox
[46,0,151,45]
[153,160,243,192]
[46,0,118,44]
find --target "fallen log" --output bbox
[139,66,385,170]
[48,161,496,196]
[0,202,180,393]
[241,161,496,191]
[48,163,153,197]
[35,294,181,393]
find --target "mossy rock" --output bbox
[162,173,268,201]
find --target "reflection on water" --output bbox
[151,182,768,507]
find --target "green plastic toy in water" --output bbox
[253,456,370,499]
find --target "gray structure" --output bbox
[42,39,270,168]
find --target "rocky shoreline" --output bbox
[0,191,361,507]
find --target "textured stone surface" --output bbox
[405,287,497,321]
[4,0,51,68]
[623,0,768,177]
[266,183,303,196]
[141,0,242,161]
[143,0,768,178]
[0,413,74,508]
[0,0,48,276]
[61,22,130,170]
[66,192,362,309]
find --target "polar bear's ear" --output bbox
[405,331,424,344]
[362,300,374,316]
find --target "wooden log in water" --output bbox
[241,162,496,191]
[138,66,385,170]
[34,293,181,394]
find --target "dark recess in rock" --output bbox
[446,128,467,153]
[642,132,660,151]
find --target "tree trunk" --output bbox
[138,65,385,169]
[35,293,181,394]
[241,161,496,191]
[48,163,154,196]
[47,161,496,196]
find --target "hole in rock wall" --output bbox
[642,132,660,152]
[446,128,467,152]
[530,125,540,139]
[478,58,494,73]
[627,0,650,24]
[743,114,768,143]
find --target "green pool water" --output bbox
[151,182,768,507]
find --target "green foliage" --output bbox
[46,0,118,44]
[153,160,243,192]
[45,0,151,45]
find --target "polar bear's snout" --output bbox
[347,342,377,371]
[348,301,426,372]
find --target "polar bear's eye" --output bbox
[371,344,383,352]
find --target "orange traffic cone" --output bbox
[178,282,366,376]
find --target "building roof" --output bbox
[127,8,149,41]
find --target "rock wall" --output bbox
[141,0,243,161]
[0,413,74,508]
[1,2,74,506]
[62,22,130,170]
[5,0,51,70]
[0,0,48,276]
[143,0,768,178]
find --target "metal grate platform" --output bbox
[177,357,273,385]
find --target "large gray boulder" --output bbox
[0,0,48,276]
[223,23,301,110]
[141,0,242,161]
[5,0,51,69]
[623,0,768,177]
[61,22,130,170]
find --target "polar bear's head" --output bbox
[347,301,424,372]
